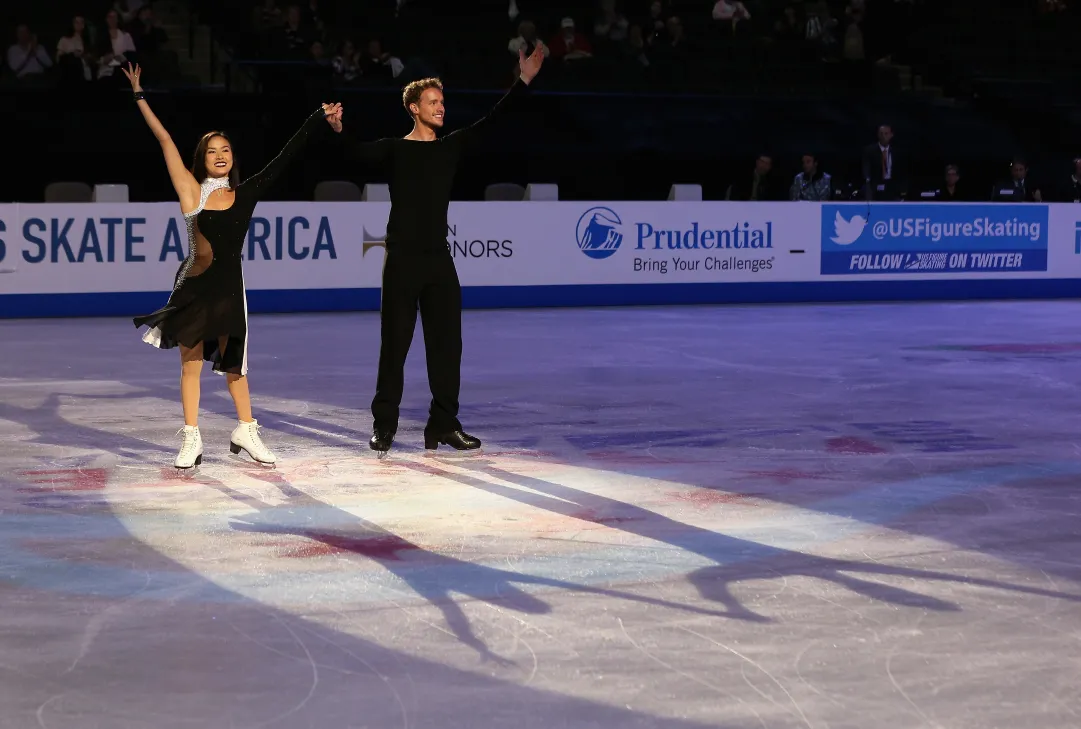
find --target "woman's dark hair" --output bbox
[65,16,86,38]
[191,131,240,188]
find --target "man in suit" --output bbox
[861,124,906,201]
[992,159,1042,202]
[726,154,783,201]
[1057,157,1081,203]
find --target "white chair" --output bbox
[44,182,93,203]
[667,184,703,202]
[92,184,130,203]
[524,183,558,201]
[314,180,363,201]
[362,183,391,202]
[484,183,526,201]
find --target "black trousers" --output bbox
[371,249,463,435]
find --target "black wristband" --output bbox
[133,91,146,102]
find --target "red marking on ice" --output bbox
[826,436,888,454]
[273,532,419,560]
[16,468,109,492]
[668,490,761,508]
[741,469,830,484]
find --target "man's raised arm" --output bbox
[450,47,545,143]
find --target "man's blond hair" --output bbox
[402,77,444,116]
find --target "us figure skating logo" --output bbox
[830,210,867,245]
[576,207,623,259]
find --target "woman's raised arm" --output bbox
[122,63,199,212]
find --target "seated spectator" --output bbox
[282,5,310,58]
[594,0,630,44]
[803,1,837,57]
[112,0,144,26]
[332,39,361,84]
[624,24,651,70]
[7,24,53,79]
[992,159,1042,202]
[550,18,593,62]
[774,6,803,45]
[644,1,669,46]
[927,164,966,201]
[302,0,327,39]
[361,39,404,81]
[1059,157,1081,203]
[254,0,284,33]
[97,9,137,81]
[651,16,689,76]
[57,15,94,83]
[508,20,549,59]
[790,154,833,201]
[130,5,168,57]
[712,0,752,36]
[727,155,783,201]
[916,163,968,200]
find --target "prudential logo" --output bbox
[576,207,623,259]
[830,210,867,245]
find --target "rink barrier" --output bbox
[0,201,1078,318]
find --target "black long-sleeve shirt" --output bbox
[336,79,528,253]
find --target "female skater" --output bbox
[124,63,335,469]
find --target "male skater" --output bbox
[325,47,545,453]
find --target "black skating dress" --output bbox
[134,108,326,376]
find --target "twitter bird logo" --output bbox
[830,211,866,245]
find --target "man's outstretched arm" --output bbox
[450,46,545,144]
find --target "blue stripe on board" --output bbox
[1,279,1078,319]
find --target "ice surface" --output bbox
[2,301,1081,728]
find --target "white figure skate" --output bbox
[229,419,276,465]
[175,425,203,470]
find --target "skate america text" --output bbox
[635,256,775,274]
[6,216,337,264]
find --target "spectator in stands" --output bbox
[57,15,94,82]
[625,24,651,71]
[712,1,752,36]
[130,6,168,58]
[927,164,966,201]
[97,9,137,81]
[803,1,837,57]
[594,0,630,44]
[7,24,53,80]
[302,0,327,40]
[938,162,964,199]
[842,3,865,61]
[992,159,1042,202]
[861,124,905,201]
[727,155,782,201]
[790,154,833,201]
[551,18,593,63]
[1058,158,1081,203]
[254,0,283,32]
[361,39,404,81]
[652,16,689,76]
[112,0,143,26]
[508,20,549,60]
[645,1,669,46]
[332,39,361,84]
[282,5,311,58]
[774,5,803,45]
